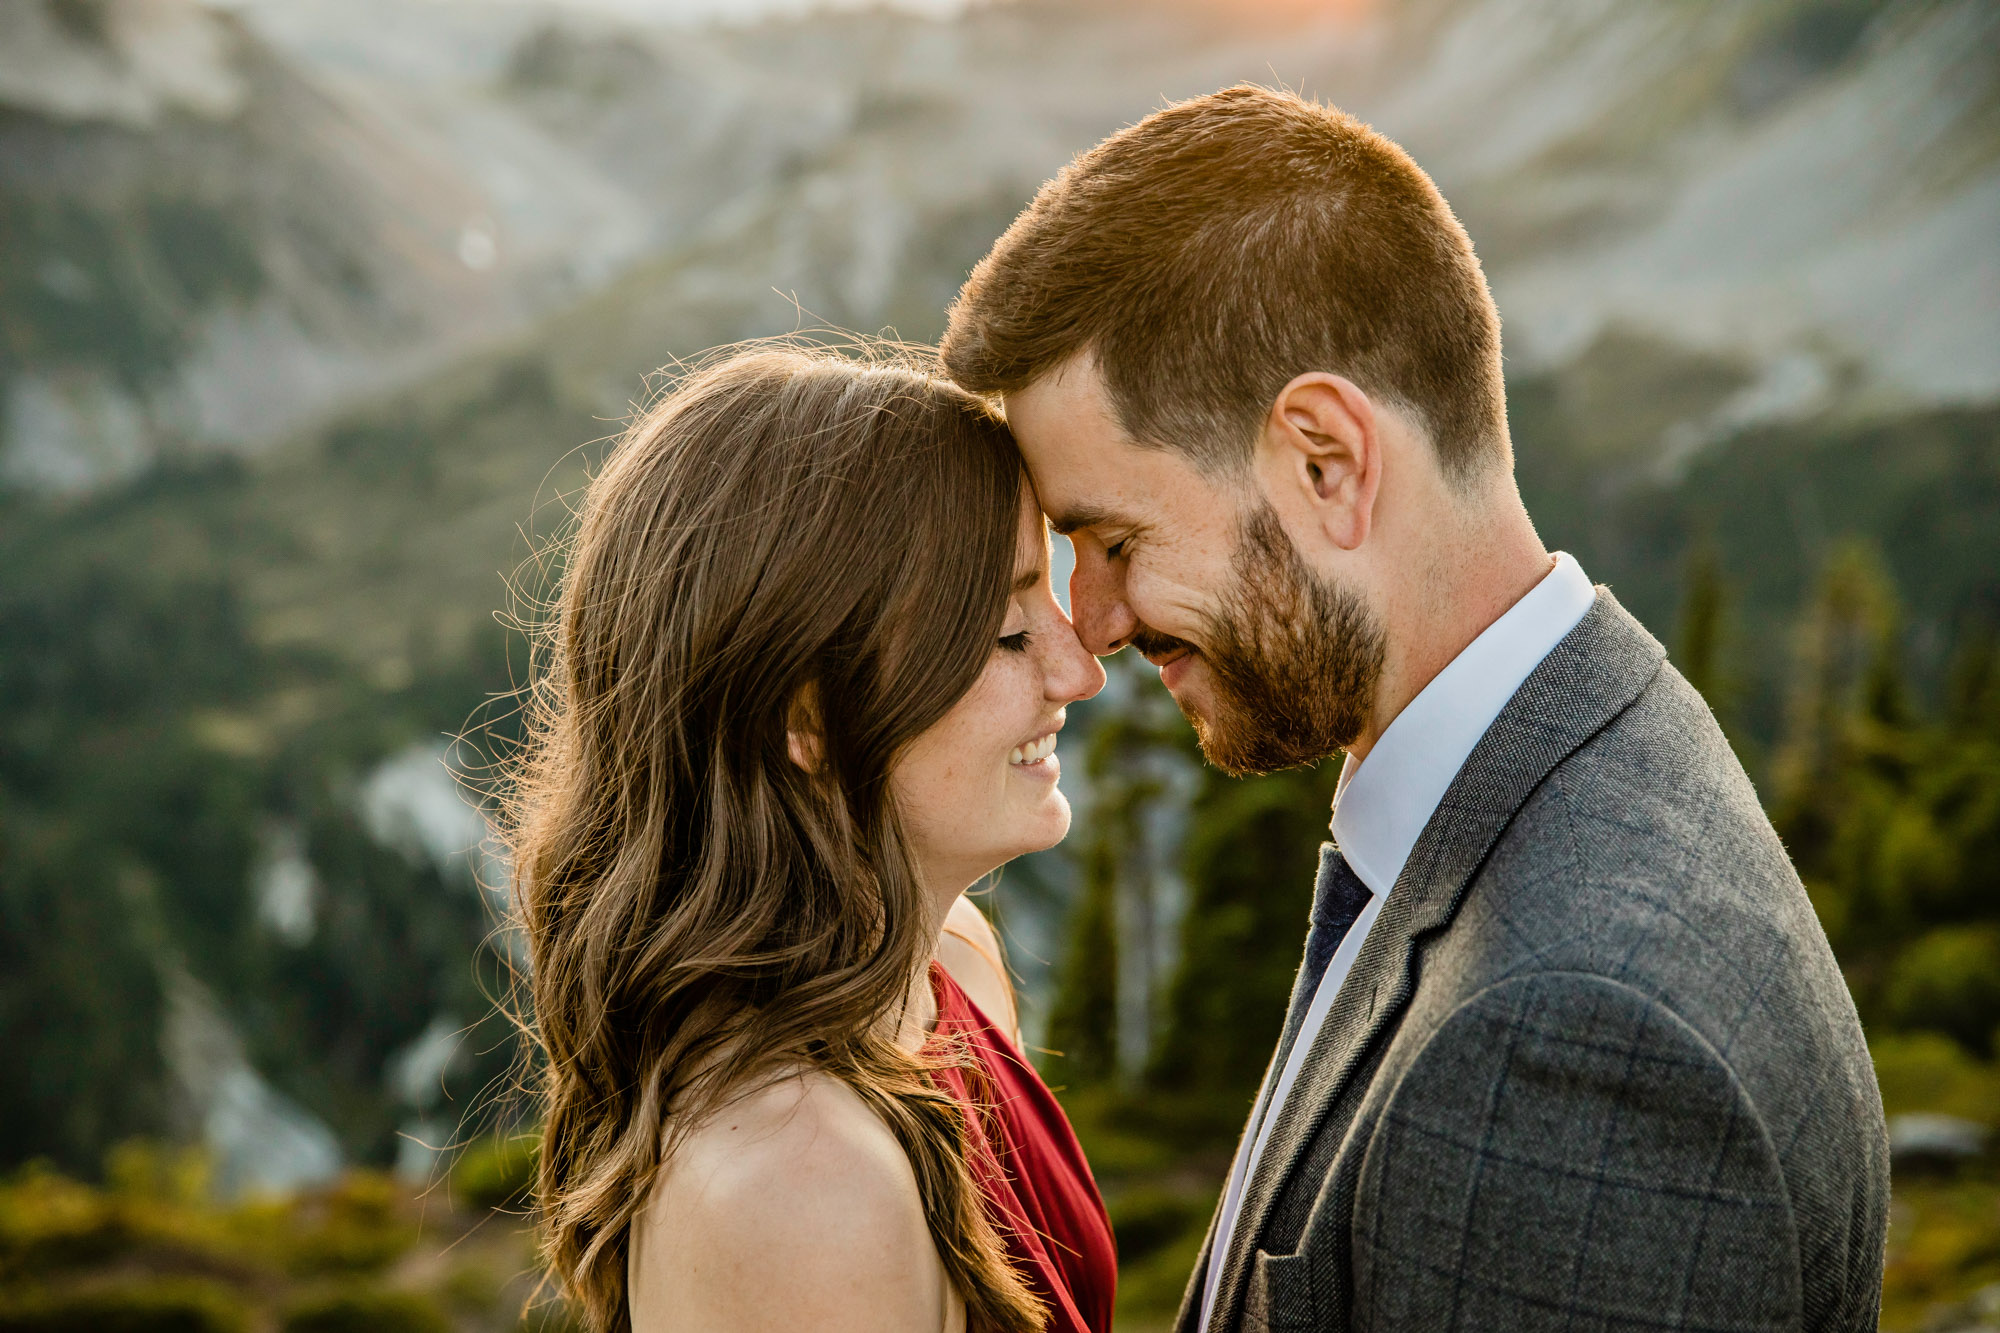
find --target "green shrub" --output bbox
[0,1153,262,1283]
[1106,1186,1205,1266]
[1871,1032,2000,1125]
[281,1174,415,1276]
[1102,1182,1216,1319]
[452,1135,538,1212]
[0,1278,249,1333]
[0,1164,129,1281]
[1113,1214,1210,1319]
[281,1287,450,1333]
[1883,925,2000,1055]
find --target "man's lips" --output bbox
[1131,629,1194,666]
[1132,630,1198,688]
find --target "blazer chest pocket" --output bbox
[1242,1248,1319,1333]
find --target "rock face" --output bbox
[0,0,247,127]
[1432,0,2000,421]
[257,0,2000,430]
[5,0,1994,494]
[0,0,634,492]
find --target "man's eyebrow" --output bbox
[1045,503,1123,537]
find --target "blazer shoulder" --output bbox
[1353,971,1803,1331]
[1493,659,1811,962]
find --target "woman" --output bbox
[505,343,1114,1333]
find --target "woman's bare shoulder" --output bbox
[654,1068,912,1209]
[937,895,1019,1041]
[629,1069,949,1332]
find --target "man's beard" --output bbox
[1146,502,1385,777]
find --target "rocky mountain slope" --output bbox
[2,0,1994,1189]
[7,0,1992,493]
[248,0,2000,430]
[207,0,1995,696]
[0,0,651,492]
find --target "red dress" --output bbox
[927,963,1118,1333]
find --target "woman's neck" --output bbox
[895,961,940,1053]
[891,878,969,1052]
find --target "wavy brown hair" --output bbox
[502,343,1047,1333]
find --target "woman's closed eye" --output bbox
[999,630,1033,653]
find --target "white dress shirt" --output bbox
[1197,552,1596,1331]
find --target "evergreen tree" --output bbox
[1774,544,2000,1055]
[1043,679,1186,1089]
[1676,541,1729,717]
[1044,833,1121,1086]
[1148,760,1338,1105]
[1772,542,1905,954]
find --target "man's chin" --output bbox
[1167,683,1256,775]
[1188,717,1266,777]
[1179,679,1350,778]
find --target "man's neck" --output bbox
[1347,522,1552,767]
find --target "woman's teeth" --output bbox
[1010,733,1057,766]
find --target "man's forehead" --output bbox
[1008,357,1115,428]
[1008,373,1137,498]
[1008,355,1204,543]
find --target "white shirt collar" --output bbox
[1330,552,1596,896]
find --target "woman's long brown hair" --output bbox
[502,343,1047,1333]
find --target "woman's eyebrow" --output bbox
[1012,565,1045,593]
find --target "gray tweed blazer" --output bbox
[1176,588,1888,1333]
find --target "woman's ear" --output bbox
[1261,372,1381,552]
[786,682,824,772]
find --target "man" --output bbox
[941,86,1887,1332]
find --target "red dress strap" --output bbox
[927,963,1117,1333]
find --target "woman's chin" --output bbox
[949,795,1075,884]
[1023,793,1074,853]
[988,798,1074,867]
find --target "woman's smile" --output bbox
[1009,727,1061,775]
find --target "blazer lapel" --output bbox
[1203,589,1667,1331]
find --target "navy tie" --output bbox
[1273,845,1374,1067]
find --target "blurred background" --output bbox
[1,0,1997,1328]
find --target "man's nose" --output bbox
[1069,547,1137,657]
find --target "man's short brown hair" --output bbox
[941,85,1506,482]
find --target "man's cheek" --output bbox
[1130,567,1205,637]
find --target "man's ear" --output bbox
[786,682,824,772]
[1260,372,1381,551]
